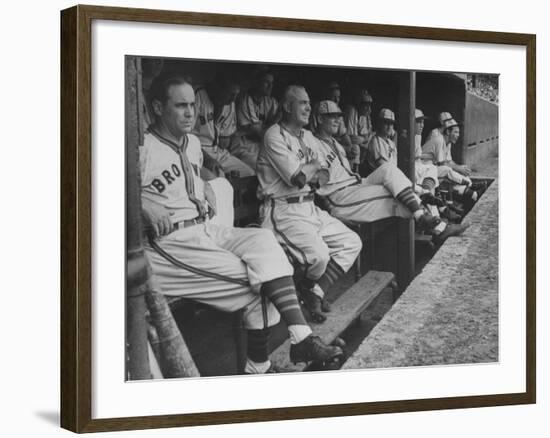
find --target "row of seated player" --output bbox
[138,70,485,375]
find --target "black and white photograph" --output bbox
[125,56,499,379]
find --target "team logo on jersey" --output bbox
[150,163,182,194]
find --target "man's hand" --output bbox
[204,181,217,219]
[456,164,472,177]
[142,198,173,238]
[302,158,323,183]
[315,168,330,187]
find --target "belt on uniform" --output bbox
[281,193,314,204]
[172,216,206,230]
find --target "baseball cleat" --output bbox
[432,222,470,245]
[290,335,344,364]
[420,192,445,207]
[298,288,327,323]
[440,207,462,223]
[469,180,488,192]
[416,212,441,231]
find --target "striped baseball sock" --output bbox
[317,259,345,294]
[396,186,421,213]
[261,276,307,327]
[421,177,436,192]
[246,329,270,363]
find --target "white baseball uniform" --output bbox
[414,134,439,192]
[257,124,362,281]
[193,87,255,177]
[234,91,279,170]
[140,128,292,329]
[344,105,373,142]
[426,127,443,142]
[312,135,411,222]
[422,134,469,185]
[365,134,398,171]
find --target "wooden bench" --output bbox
[270,270,395,373]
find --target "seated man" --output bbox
[257,85,362,323]
[344,88,374,171]
[425,111,453,142]
[141,75,342,374]
[310,81,357,164]
[413,108,439,196]
[422,118,479,204]
[363,108,399,173]
[235,67,280,170]
[193,75,255,177]
[311,100,467,245]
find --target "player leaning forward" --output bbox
[311,100,468,245]
[257,85,362,323]
[140,75,342,374]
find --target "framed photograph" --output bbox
[60,4,536,433]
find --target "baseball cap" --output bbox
[442,118,459,130]
[415,109,428,120]
[359,89,373,103]
[317,100,343,116]
[438,111,453,125]
[378,108,395,122]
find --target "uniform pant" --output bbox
[415,161,439,191]
[145,224,291,329]
[203,146,255,177]
[260,200,362,281]
[437,165,470,185]
[324,162,413,224]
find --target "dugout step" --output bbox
[270,270,395,373]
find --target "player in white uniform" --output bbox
[364,108,399,172]
[413,109,439,195]
[257,86,362,322]
[344,89,374,170]
[234,68,279,170]
[426,111,453,142]
[310,81,357,164]
[310,100,467,243]
[193,77,255,177]
[422,118,482,206]
[141,75,343,374]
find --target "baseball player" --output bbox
[426,111,453,142]
[257,85,362,323]
[141,75,343,374]
[414,109,439,194]
[422,118,483,206]
[234,67,280,170]
[310,81,354,151]
[364,108,399,173]
[193,75,255,177]
[344,89,374,158]
[311,100,467,244]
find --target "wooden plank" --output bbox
[271,270,395,372]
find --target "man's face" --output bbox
[381,120,394,138]
[319,114,341,135]
[155,83,195,138]
[415,118,424,135]
[328,88,341,104]
[358,101,372,116]
[285,88,311,127]
[257,74,274,96]
[448,126,460,144]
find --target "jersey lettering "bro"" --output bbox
[140,129,207,222]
